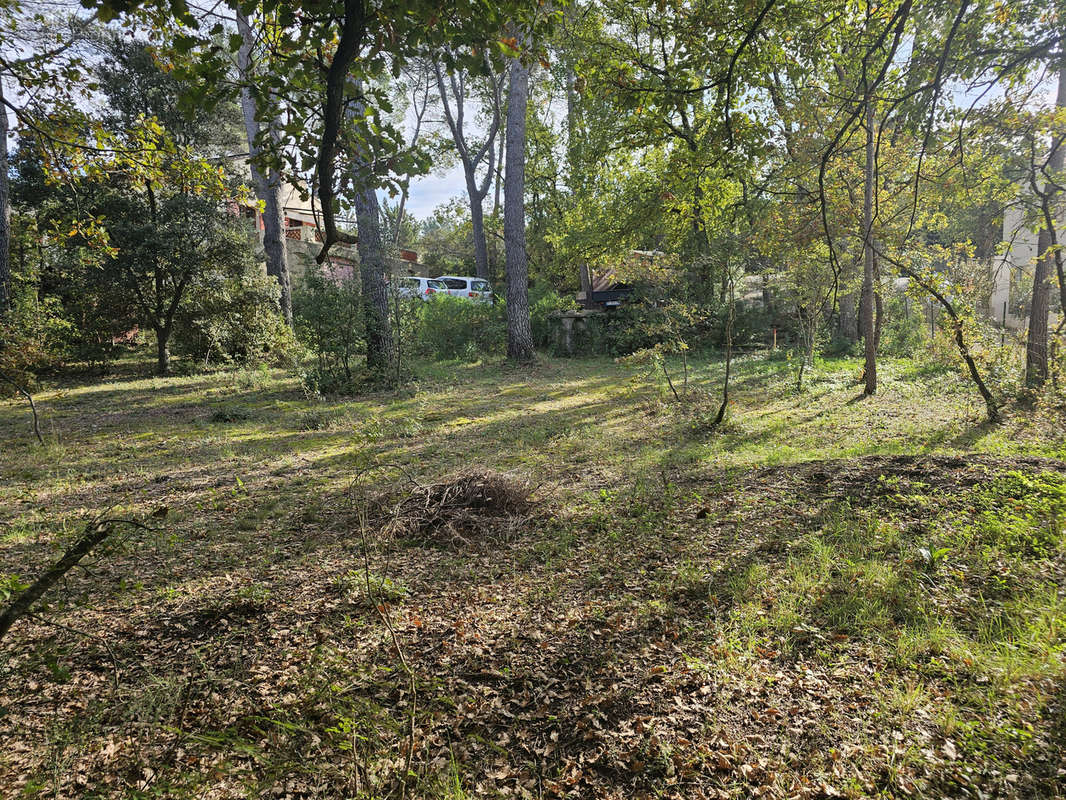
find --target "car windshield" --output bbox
[472,281,490,292]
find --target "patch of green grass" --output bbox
[334,569,408,608]
[967,470,1065,557]
[209,404,258,423]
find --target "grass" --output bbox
[1,350,1064,798]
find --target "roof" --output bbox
[576,269,632,302]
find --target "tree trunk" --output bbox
[861,92,877,395]
[504,55,534,362]
[1026,227,1052,386]
[713,279,735,426]
[493,121,505,217]
[873,244,884,352]
[155,326,170,376]
[313,0,366,262]
[394,190,408,245]
[1026,52,1065,387]
[876,245,999,421]
[491,125,505,290]
[236,11,293,327]
[260,165,293,326]
[434,63,499,282]
[0,518,118,643]
[579,264,592,308]
[0,79,11,315]
[468,173,490,280]
[0,368,43,445]
[353,185,394,375]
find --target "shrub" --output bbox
[298,408,347,431]
[572,294,702,358]
[529,286,577,350]
[174,257,298,368]
[209,404,257,423]
[0,293,71,389]
[412,295,505,361]
[879,291,927,357]
[293,263,365,393]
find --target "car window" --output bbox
[472,281,490,292]
[442,278,466,289]
[427,280,447,289]
[400,277,419,288]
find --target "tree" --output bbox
[98,150,251,375]
[416,199,477,271]
[353,169,393,375]
[26,33,254,375]
[94,35,245,374]
[861,88,878,395]
[380,197,419,247]
[235,9,292,327]
[1025,52,1066,387]
[51,0,556,375]
[203,0,548,371]
[0,5,97,314]
[434,53,504,281]
[1,81,9,315]
[504,48,534,362]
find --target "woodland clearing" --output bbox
[1,353,1065,799]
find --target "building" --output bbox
[576,250,668,309]
[991,198,1063,331]
[240,182,426,284]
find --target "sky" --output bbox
[401,167,466,220]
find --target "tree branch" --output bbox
[0,516,154,643]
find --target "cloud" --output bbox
[400,165,468,219]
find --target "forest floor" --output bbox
[1,352,1065,799]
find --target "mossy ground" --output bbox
[1,352,1064,798]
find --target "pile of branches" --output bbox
[385,469,536,547]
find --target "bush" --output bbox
[412,295,505,361]
[530,286,577,350]
[570,294,702,358]
[293,263,365,393]
[209,404,258,423]
[298,408,347,431]
[174,253,298,368]
[54,250,141,371]
[879,292,927,357]
[0,294,71,388]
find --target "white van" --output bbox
[394,276,447,301]
[437,276,493,301]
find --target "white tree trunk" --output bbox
[434,63,499,280]
[467,170,490,280]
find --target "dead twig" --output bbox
[0,367,44,445]
[387,470,534,547]
[340,465,536,793]
[347,464,423,798]
[27,612,122,695]
[0,514,154,644]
